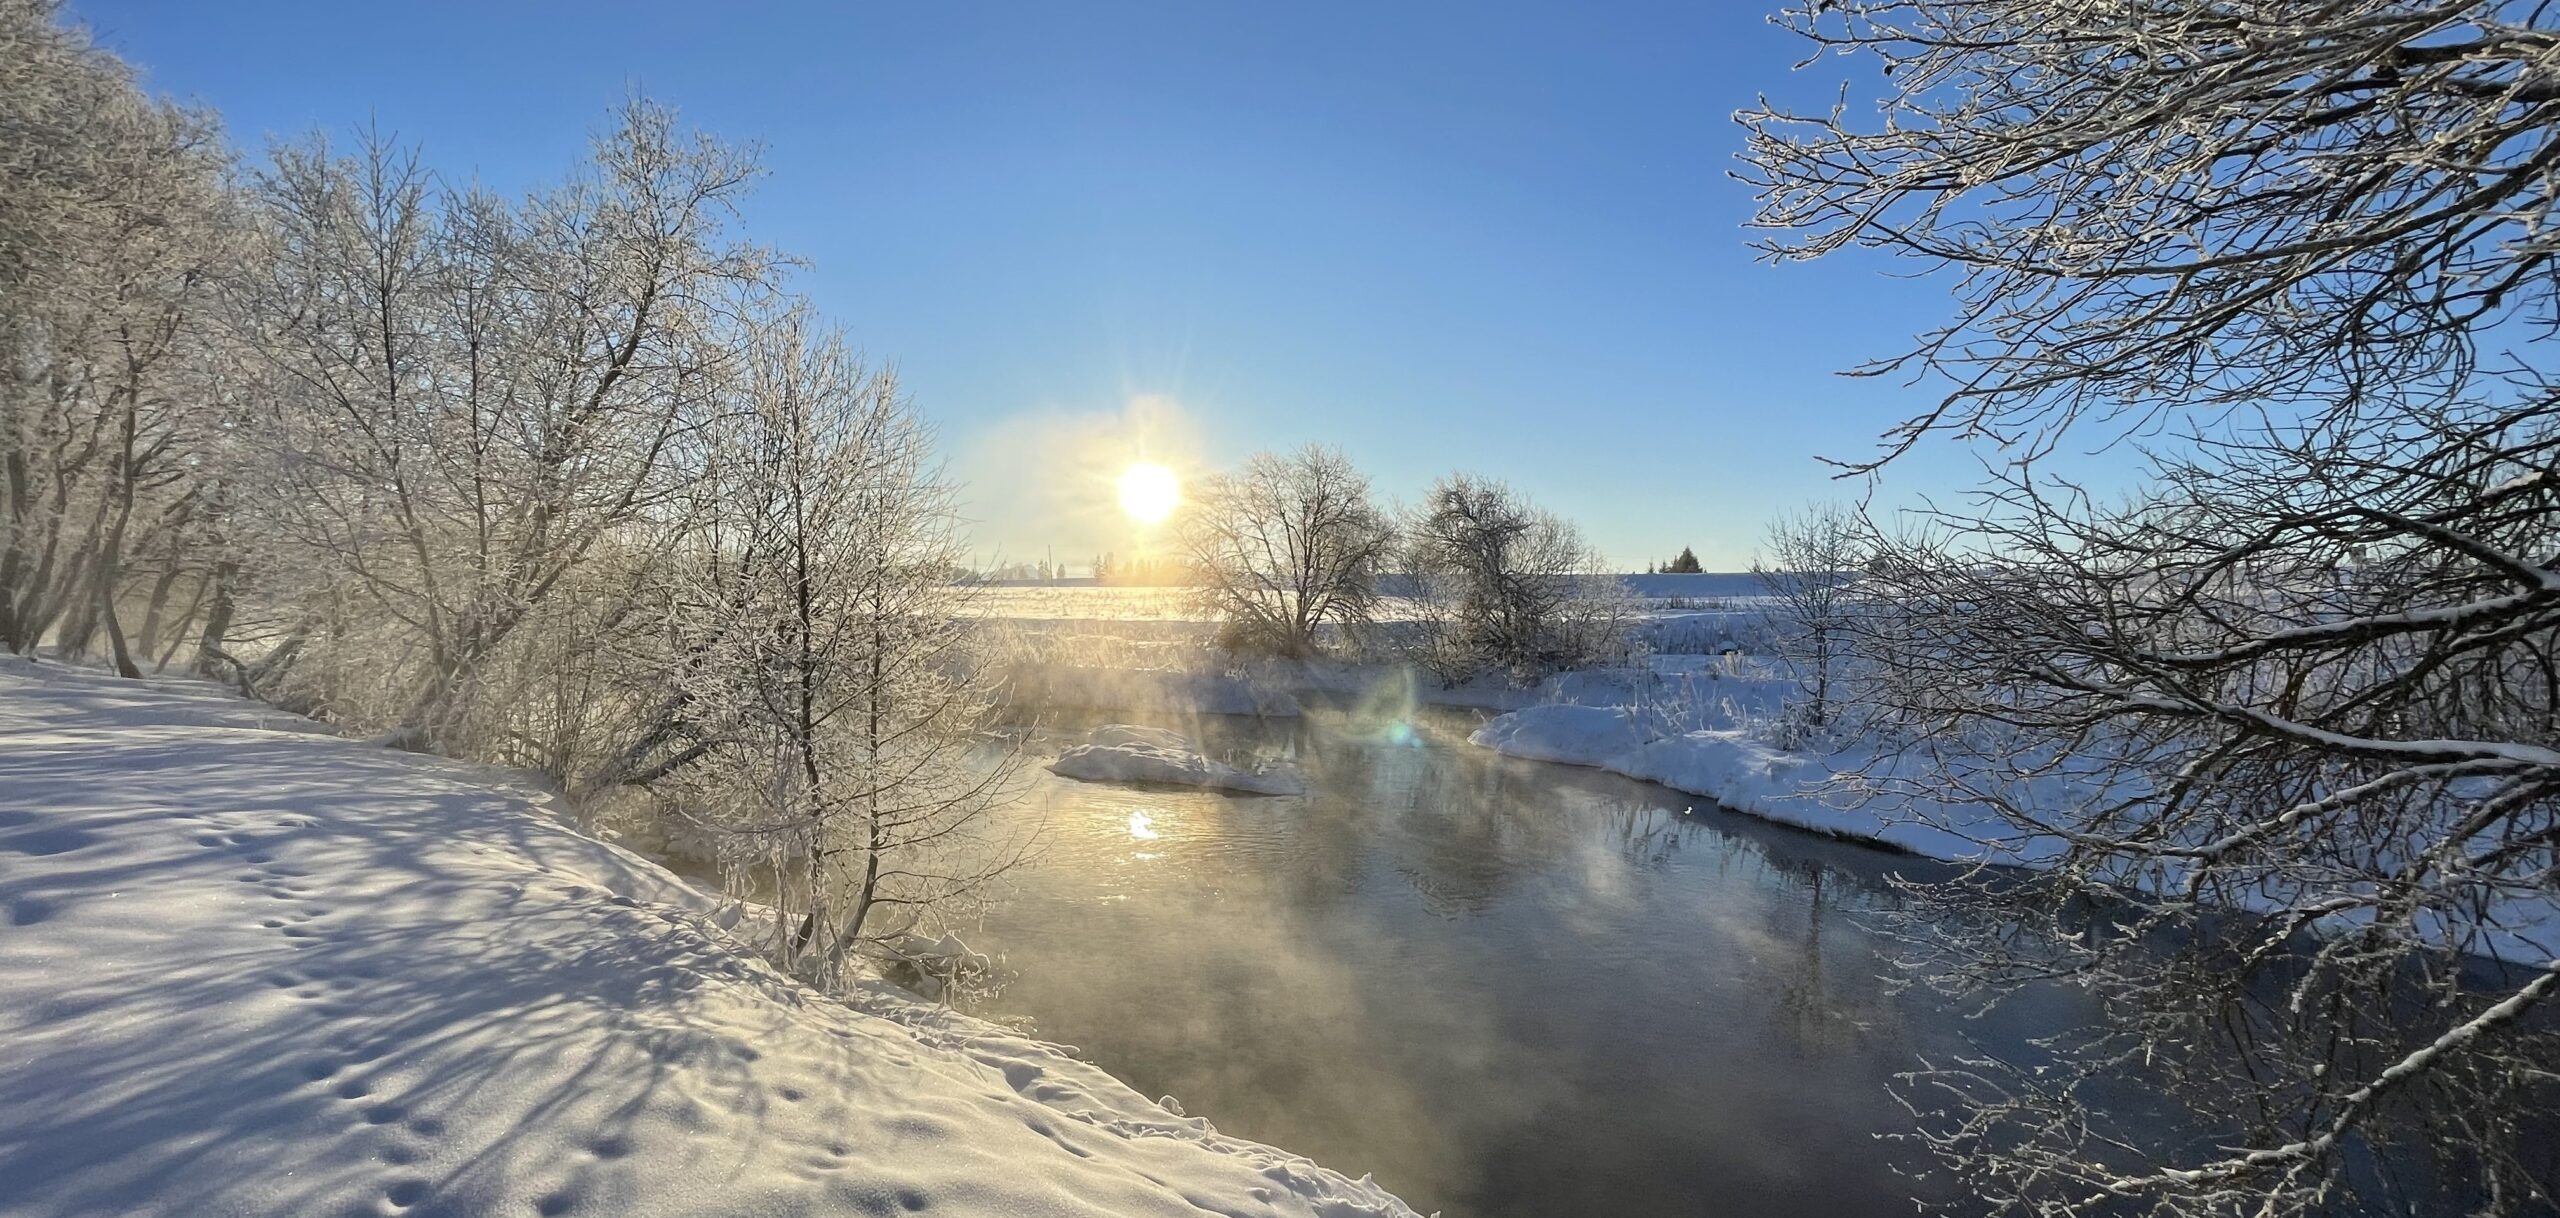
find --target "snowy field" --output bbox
[0,660,1421,1218]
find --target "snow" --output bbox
[1466,704,1651,766]
[1607,730,2049,863]
[1612,572,1771,600]
[1466,678,2560,960]
[1050,724,1310,796]
[1468,698,2061,866]
[0,659,1418,1218]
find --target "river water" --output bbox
[954,702,2100,1218]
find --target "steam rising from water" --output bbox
[961,706,2054,1217]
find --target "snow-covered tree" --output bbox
[1752,503,1866,732]
[231,100,769,757]
[1745,2,2560,1211]
[0,0,237,676]
[0,1,1029,999]
[632,305,1023,986]
[1180,444,1395,657]
[1402,473,1631,682]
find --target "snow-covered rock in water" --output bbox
[1050,724,1309,795]
[867,930,995,1001]
[876,928,987,966]
[1466,703,1655,765]
[0,660,1416,1218]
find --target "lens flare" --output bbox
[1351,669,1425,747]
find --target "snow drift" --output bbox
[0,660,1415,1218]
[1465,704,1652,767]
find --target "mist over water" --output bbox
[962,704,2094,1217]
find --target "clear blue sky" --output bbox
[72,0,1985,570]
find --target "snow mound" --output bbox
[1050,724,1309,796]
[0,660,1417,1218]
[1466,703,1652,765]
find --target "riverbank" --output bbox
[0,659,1424,1218]
[1459,679,2560,963]
[1463,702,2064,865]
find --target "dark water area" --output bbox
[957,703,2099,1218]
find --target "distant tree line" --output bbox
[1645,547,1703,575]
[1092,551,1187,586]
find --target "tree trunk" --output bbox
[189,560,237,680]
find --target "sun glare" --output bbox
[1117,462,1180,524]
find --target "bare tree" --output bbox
[1744,2,2560,1212]
[1402,473,1631,682]
[1753,502,1867,731]
[0,0,235,674]
[232,99,769,757]
[634,305,1025,989]
[1179,444,1395,658]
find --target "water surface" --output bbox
[962,704,2091,1217]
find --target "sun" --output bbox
[1117,462,1180,524]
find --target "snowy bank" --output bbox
[1051,724,1309,796]
[0,660,1417,1218]
[1469,705,2052,864]
[1471,700,2560,959]
[1465,704,1652,766]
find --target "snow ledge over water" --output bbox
[1468,703,2047,864]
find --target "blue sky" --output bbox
[72,0,1983,570]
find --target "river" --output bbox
[949,701,2099,1218]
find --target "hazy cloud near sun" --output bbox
[956,394,1207,568]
